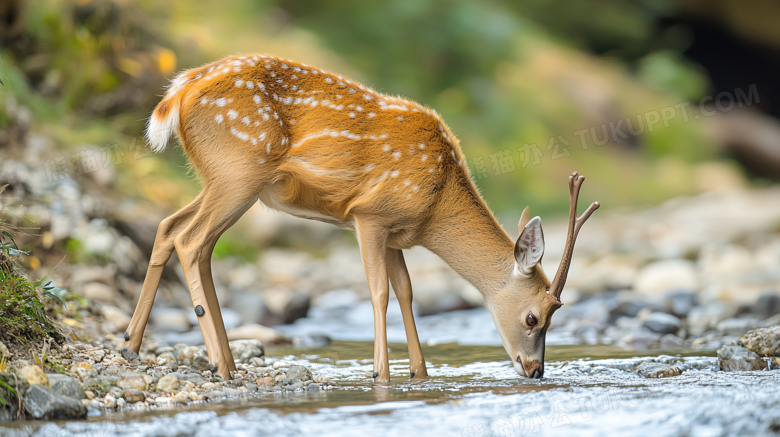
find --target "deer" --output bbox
[121,54,599,383]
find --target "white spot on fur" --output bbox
[215,114,224,124]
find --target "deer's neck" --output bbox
[421,177,515,297]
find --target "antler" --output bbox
[549,171,599,301]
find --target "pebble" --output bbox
[636,362,681,378]
[737,325,780,357]
[124,389,145,403]
[103,394,116,408]
[157,374,180,393]
[118,375,147,391]
[174,392,190,404]
[19,366,49,387]
[642,312,682,335]
[717,345,767,371]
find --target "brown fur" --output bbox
[124,54,597,382]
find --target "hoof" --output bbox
[209,364,218,373]
[372,372,379,378]
[410,372,415,378]
[194,305,205,316]
[123,332,130,341]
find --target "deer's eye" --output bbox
[526,313,538,327]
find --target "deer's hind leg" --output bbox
[123,192,205,353]
[387,248,428,378]
[173,179,263,380]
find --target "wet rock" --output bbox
[19,365,48,387]
[229,339,265,363]
[633,259,699,295]
[48,374,84,400]
[717,345,767,371]
[117,375,146,391]
[227,323,291,345]
[286,366,313,382]
[737,325,780,357]
[636,362,681,378]
[642,312,682,335]
[224,387,242,397]
[24,385,87,420]
[157,374,180,393]
[307,383,320,391]
[292,333,331,348]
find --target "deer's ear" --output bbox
[517,206,531,234]
[514,216,544,275]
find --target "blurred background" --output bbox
[1,0,779,350]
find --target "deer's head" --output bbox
[487,172,598,379]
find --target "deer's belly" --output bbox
[258,183,355,230]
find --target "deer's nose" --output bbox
[531,368,543,379]
[522,360,544,379]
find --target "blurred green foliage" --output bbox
[0,0,746,220]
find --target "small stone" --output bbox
[249,357,265,367]
[203,390,225,399]
[245,382,258,392]
[636,362,681,378]
[174,392,190,404]
[110,356,128,366]
[195,305,205,316]
[124,389,145,403]
[155,396,173,405]
[178,346,200,363]
[642,312,681,335]
[201,382,216,391]
[103,394,116,408]
[306,383,320,391]
[117,398,126,408]
[229,339,265,363]
[191,349,210,371]
[117,375,146,391]
[718,345,767,371]
[286,366,313,382]
[157,374,180,393]
[314,375,330,384]
[223,387,242,397]
[256,377,273,386]
[84,390,95,400]
[272,360,291,369]
[109,386,125,398]
[19,365,49,387]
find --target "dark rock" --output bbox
[48,374,85,400]
[284,293,311,324]
[753,293,780,319]
[636,362,681,378]
[286,365,313,383]
[718,345,767,371]
[191,349,210,371]
[738,325,780,357]
[664,291,698,317]
[642,312,682,335]
[24,385,87,420]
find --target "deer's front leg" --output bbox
[355,218,391,383]
[387,248,428,378]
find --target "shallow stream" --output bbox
[5,340,780,437]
